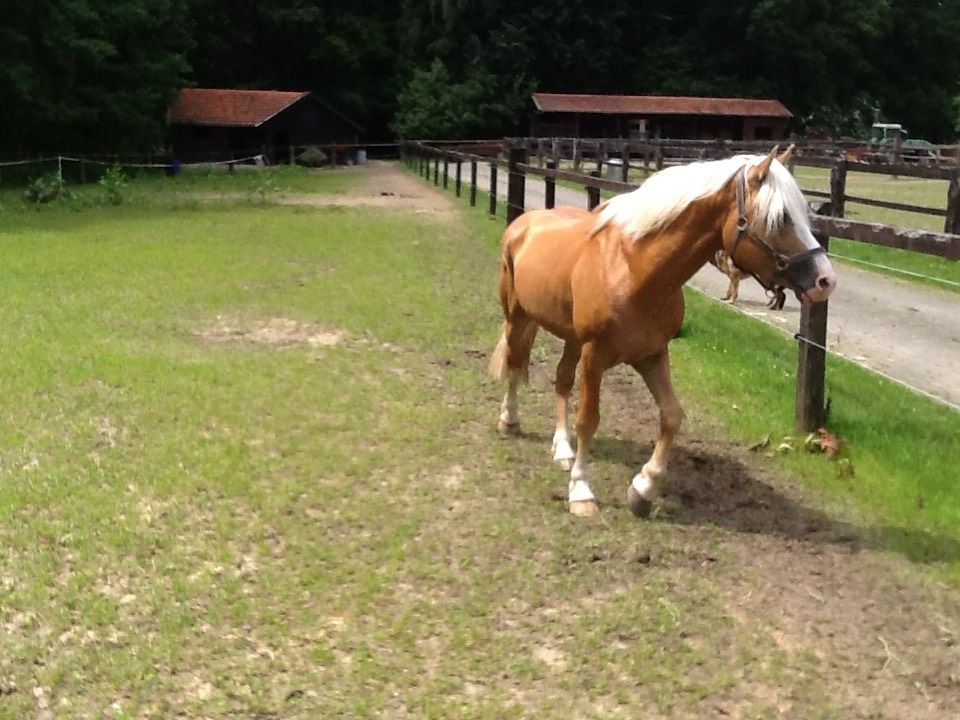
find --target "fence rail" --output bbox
[403,138,960,430]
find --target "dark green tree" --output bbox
[0,0,192,153]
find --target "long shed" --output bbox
[531,93,792,141]
[167,88,361,162]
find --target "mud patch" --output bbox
[196,316,345,348]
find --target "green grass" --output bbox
[672,290,960,575]
[794,165,960,291]
[0,163,359,211]
[0,163,957,717]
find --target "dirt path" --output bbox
[468,160,960,410]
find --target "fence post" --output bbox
[795,233,830,432]
[596,140,605,176]
[829,159,847,217]
[945,170,960,235]
[489,161,498,216]
[573,138,581,172]
[506,143,527,224]
[443,155,449,189]
[455,158,462,197]
[545,160,556,209]
[621,140,630,183]
[586,171,601,210]
[433,156,439,186]
[470,159,477,207]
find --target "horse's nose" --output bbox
[806,269,837,303]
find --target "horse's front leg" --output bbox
[568,343,605,517]
[551,340,580,471]
[629,349,684,518]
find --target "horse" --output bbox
[488,145,836,518]
[710,249,787,309]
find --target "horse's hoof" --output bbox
[627,484,653,519]
[497,419,521,435]
[569,499,599,517]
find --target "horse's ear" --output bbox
[777,144,795,166]
[749,145,779,185]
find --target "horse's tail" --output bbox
[487,330,510,381]
[489,217,528,382]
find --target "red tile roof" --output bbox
[167,88,311,127]
[532,93,792,118]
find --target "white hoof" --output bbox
[627,473,656,519]
[568,479,598,516]
[569,499,599,517]
[552,432,575,471]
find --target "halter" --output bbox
[729,166,825,287]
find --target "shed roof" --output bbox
[532,93,792,118]
[167,88,311,127]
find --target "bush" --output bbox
[98,165,127,205]
[23,172,70,204]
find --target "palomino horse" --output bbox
[489,146,836,518]
[710,249,786,308]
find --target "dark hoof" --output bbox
[497,419,521,435]
[627,485,653,519]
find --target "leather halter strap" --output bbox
[729,166,825,274]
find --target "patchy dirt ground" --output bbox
[283,161,457,214]
[508,337,960,719]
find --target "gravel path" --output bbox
[465,160,960,410]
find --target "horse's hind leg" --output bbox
[628,349,684,518]
[489,315,539,434]
[568,342,605,517]
[551,340,580,470]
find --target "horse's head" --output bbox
[722,146,837,303]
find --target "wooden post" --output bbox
[545,160,556,209]
[506,144,527,224]
[795,234,831,432]
[469,159,477,207]
[655,144,664,170]
[537,138,545,168]
[289,145,296,165]
[586,171,601,210]
[829,159,847,217]
[455,158,462,197]
[945,170,960,235]
[433,157,439,185]
[892,132,903,167]
[552,138,560,170]
[596,139,605,176]
[488,161,498,216]
[443,156,449,189]
[573,138,581,171]
[621,140,630,183]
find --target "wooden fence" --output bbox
[401,139,960,431]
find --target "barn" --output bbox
[167,88,362,162]
[531,93,792,142]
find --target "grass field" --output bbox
[0,165,957,718]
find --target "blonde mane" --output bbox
[595,154,812,241]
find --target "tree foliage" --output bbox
[1,0,958,152]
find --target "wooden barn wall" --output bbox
[170,97,359,161]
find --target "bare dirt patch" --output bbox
[196,316,345,348]
[498,345,960,718]
[283,161,456,214]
